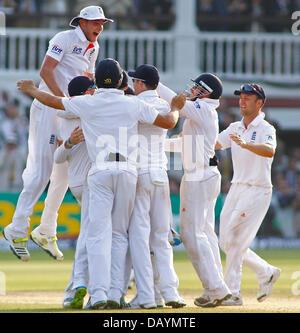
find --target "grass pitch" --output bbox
[0,248,299,313]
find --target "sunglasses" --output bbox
[81,84,96,94]
[240,84,265,101]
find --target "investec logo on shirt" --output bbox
[51,44,63,55]
[72,45,82,54]
[95,127,205,181]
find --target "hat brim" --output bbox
[234,90,256,96]
[69,16,114,28]
[128,70,137,78]
[128,71,146,82]
[234,89,265,101]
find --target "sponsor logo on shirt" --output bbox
[72,45,82,54]
[49,134,56,144]
[88,48,95,61]
[51,44,63,55]
[251,131,257,142]
[194,101,201,109]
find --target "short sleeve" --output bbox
[217,125,234,150]
[46,32,69,62]
[61,96,84,118]
[137,99,159,124]
[263,125,277,149]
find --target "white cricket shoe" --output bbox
[194,291,232,308]
[221,293,243,306]
[129,296,157,309]
[3,227,30,261]
[30,227,64,261]
[165,296,186,308]
[257,267,281,302]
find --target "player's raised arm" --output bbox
[153,93,186,129]
[40,56,66,97]
[17,80,65,110]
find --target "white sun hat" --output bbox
[69,6,114,27]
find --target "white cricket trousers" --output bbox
[219,183,273,296]
[64,184,89,300]
[129,172,180,305]
[87,169,137,304]
[180,170,229,298]
[8,101,68,238]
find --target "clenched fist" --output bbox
[171,93,186,111]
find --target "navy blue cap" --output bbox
[234,84,266,102]
[68,76,95,96]
[128,64,160,87]
[95,58,123,88]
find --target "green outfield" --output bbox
[0,248,299,313]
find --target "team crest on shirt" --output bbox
[72,45,82,54]
[49,134,56,144]
[250,131,257,142]
[194,101,201,109]
[51,44,63,55]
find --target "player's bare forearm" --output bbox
[17,80,65,110]
[229,134,275,157]
[153,110,179,129]
[41,69,65,97]
[40,56,65,97]
[242,142,275,157]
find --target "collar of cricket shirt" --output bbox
[95,88,124,95]
[198,97,220,109]
[240,112,265,129]
[138,90,159,98]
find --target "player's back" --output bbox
[137,90,169,170]
[62,88,159,175]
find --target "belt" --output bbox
[209,155,219,166]
[107,153,127,162]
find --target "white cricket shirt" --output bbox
[38,26,99,96]
[217,113,276,188]
[55,118,91,188]
[61,88,159,176]
[54,141,91,188]
[157,82,220,181]
[137,90,169,171]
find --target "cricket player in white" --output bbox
[216,84,281,305]
[127,65,185,309]
[3,6,112,261]
[16,58,186,310]
[56,125,90,310]
[157,73,231,308]
[53,76,95,309]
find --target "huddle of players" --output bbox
[61,65,187,310]
[4,5,280,310]
[16,61,280,310]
